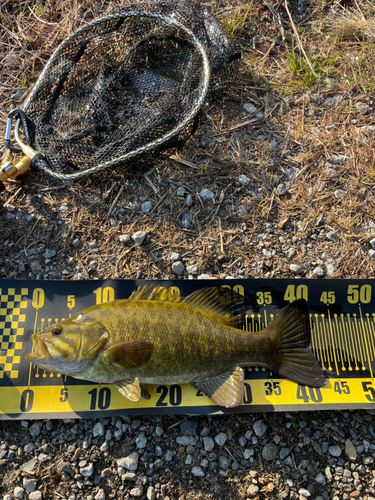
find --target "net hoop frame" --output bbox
[22,10,211,180]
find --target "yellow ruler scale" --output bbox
[1,279,375,419]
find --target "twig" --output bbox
[77,258,90,279]
[144,174,159,196]
[284,0,318,79]
[150,192,168,214]
[28,6,62,25]
[219,218,224,254]
[107,185,124,217]
[3,187,22,208]
[259,41,276,62]
[170,156,200,170]
[232,245,252,264]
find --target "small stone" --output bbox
[244,103,258,114]
[130,485,143,498]
[177,187,186,197]
[180,419,198,436]
[14,487,24,499]
[181,213,191,229]
[299,488,311,497]
[186,264,198,275]
[122,473,137,481]
[172,261,184,276]
[262,443,278,461]
[326,231,337,241]
[44,249,56,259]
[315,472,326,485]
[239,174,251,186]
[270,138,278,149]
[141,201,152,213]
[312,266,325,278]
[38,453,49,463]
[277,183,287,195]
[323,93,343,107]
[334,189,346,200]
[185,194,193,207]
[95,489,105,500]
[20,459,36,472]
[370,237,375,250]
[247,484,259,496]
[30,261,42,274]
[170,252,181,261]
[29,493,42,500]
[119,234,131,244]
[23,479,37,493]
[72,238,81,248]
[280,447,292,460]
[147,486,156,500]
[203,436,215,452]
[191,466,205,477]
[290,263,302,274]
[117,452,139,471]
[93,422,105,437]
[199,188,215,200]
[219,455,230,469]
[136,432,147,449]
[345,439,357,460]
[329,444,342,457]
[81,463,94,477]
[132,231,146,246]
[253,420,267,437]
[24,443,35,453]
[238,205,248,217]
[330,154,347,164]
[214,432,227,447]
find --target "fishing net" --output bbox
[10,0,239,181]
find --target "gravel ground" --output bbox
[2,0,375,498]
[1,410,375,500]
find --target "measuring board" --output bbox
[1,278,375,419]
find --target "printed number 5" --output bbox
[60,388,68,403]
[362,381,375,402]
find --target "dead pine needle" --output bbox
[284,0,318,79]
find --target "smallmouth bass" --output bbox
[25,285,326,407]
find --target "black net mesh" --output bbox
[23,0,239,180]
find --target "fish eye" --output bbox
[52,326,62,336]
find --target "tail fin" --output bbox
[265,299,326,388]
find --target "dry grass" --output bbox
[1,0,375,285]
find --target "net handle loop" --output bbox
[5,109,33,153]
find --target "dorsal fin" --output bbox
[129,285,182,302]
[129,285,246,328]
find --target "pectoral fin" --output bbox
[105,341,153,368]
[191,366,244,408]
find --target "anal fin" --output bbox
[191,367,244,408]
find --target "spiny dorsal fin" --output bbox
[129,286,245,328]
[129,285,182,302]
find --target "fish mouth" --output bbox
[26,333,53,364]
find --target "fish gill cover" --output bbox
[20,0,239,180]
